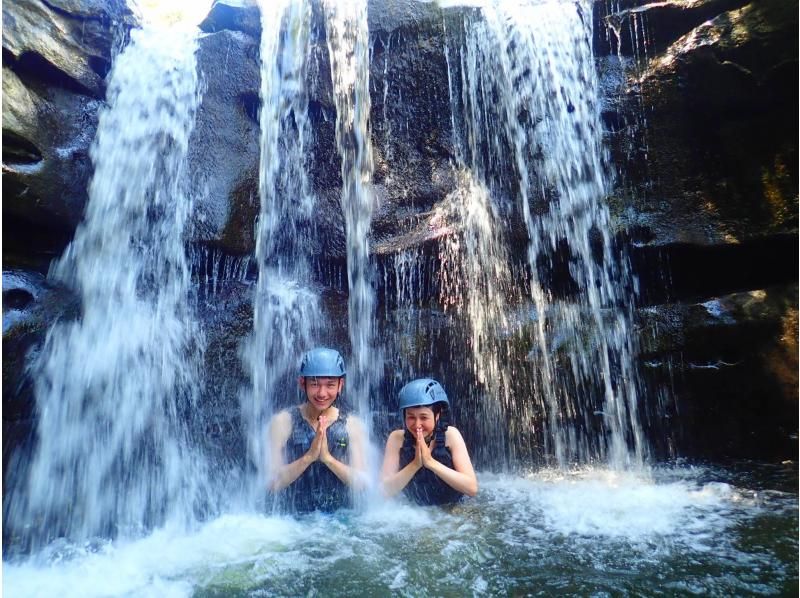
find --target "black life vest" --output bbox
[398,422,464,506]
[272,405,351,514]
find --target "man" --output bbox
[266,347,366,513]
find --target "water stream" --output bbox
[441,0,646,469]
[240,0,322,508]
[4,23,209,549]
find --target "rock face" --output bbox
[597,0,798,245]
[187,29,261,255]
[2,0,135,266]
[2,270,80,493]
[595,0,798,460]
[191,0,458,259]
[638,284,798,460]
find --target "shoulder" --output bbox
[385,429,405,448]
[269,409,293,431]
[267,409,293,445]
[444,425,466,446]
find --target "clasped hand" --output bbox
[307,415,333,465]
[413,427,436,469]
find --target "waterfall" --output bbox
[323,1,380,438]
[436,171,518,467]
[7,24,208,546]
[445,0,647,469]
[242,0,321,505]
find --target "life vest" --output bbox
[398,422,464,506]
[273,405,351,514]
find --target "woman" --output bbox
[266,347,366,513]
[381,378,478,505]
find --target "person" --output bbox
[381,378,478,505]
[266,347,366,513]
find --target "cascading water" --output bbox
[323,0,380,455]
[240,0,322,507]
[435,171,519,467]
[5,24,209,547]
[444,0,647,469]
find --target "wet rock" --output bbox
[366,0,459,250]
[596,0,749,57]
[194,278,254,463]
[199,0,261,38]
[637,284,798,461]
[188,30,261,255]
[2,66,102,254]
[2,0,135,98]
[2,0,135,262]
[2,270,80,423]
[600,0,798,246]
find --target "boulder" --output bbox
[367,0,460,251]
[2,0,136,263]
[187,29,261,255]
[199,0,261,38]
[596,0,749,57]
[600,0,798,247]
[2,66,102,253]
[637,283,798,460]
[2,0,135,98]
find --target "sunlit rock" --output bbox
[200,0,261,38]
[599,0,798,246]
[2,0,135,260]
[2,0,135,98]
[2,66,102,249]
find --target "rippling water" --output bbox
[5,463,796,597]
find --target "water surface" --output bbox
[5,463,796,597]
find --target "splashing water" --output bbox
[4,465,796,597]
[445,0,646,469]
[5,25,208,548]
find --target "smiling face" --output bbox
[300,376,344,412]
[404,406,438,437]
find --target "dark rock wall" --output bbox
[595,0,798,461]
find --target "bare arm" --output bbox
[380,430,421,498]
[423,426,478,497]
[266,410,319,492]
[320,415,368,489]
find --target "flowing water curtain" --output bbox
[8,25,208,546]
[323,0,380,430]
[445,0,647,469]
[242,0,321,506]
[435,171,522,468]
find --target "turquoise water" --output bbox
[5,462,796,597]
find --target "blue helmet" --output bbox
[299,347,346,378]
[398,378,449,413]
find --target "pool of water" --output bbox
[4,462,797,597]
